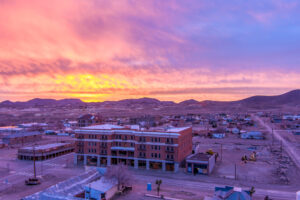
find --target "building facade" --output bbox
[18,142,74,161]
[2,132,42,145]
[74,124,192,172]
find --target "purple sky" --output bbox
[0,0,299,102]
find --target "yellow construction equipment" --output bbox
[206,149,214,155]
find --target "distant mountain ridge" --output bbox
[237,89,300,105]
[0,98,86,108]
[0,89,299,109]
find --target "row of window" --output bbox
[166,138,174,144]
[139,136,146,142]
[101,135,108,140]
[151,137,161,142]
[88,142,97,146]
[101,150,107,155]
[151,145,161,150]
[78,150,174,160]
[88,148,96,153]
[139,152,146,157]
[166,154,174,160]
[79,142,175,150]
[151,153,161,158]
[78,134,175,144]
[88,135,97,139]
[114,135,135,140]
[113,142,135,147]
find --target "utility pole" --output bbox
[220,144,223,162]
[41,152,43,176]
[280,140,283,159]
[234,164,237,180]
[33,145,36,179]
[272,127,274,146]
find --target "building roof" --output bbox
[78,114,94,120]
[166,127,190,133]
[3,131,42,139]
[82,124,124,130]
[245,131,262,135]
[18,123,47,128]
[215,186,251,200]
[186,153,214,161]
[76,124,191,137]
[0,126,23,131]
[85,177,117,193]
[20,143,70,151]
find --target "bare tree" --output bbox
[104,164,133,190]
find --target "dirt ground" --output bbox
[194,133,300,186]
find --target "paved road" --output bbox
[253,115,300,169]
[0,153,74,192]
[132,173,296,200]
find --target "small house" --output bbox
[240,131,264,140]
[84,177,117,200]
[212,133,225,139]
[186,152,216,175]
[213,186,252,200]
[231,128,240,134]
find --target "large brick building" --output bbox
[74,124,192,172]
[18,143,74,161]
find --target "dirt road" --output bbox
[253,115,300,169]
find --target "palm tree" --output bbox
[155,179,162,196]
[249,186,255,197]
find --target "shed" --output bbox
[240,131,264,140]
[84,177,117,200]
[212,133,225,139]
[186,152,216,175]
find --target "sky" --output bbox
[0,0,299,102]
